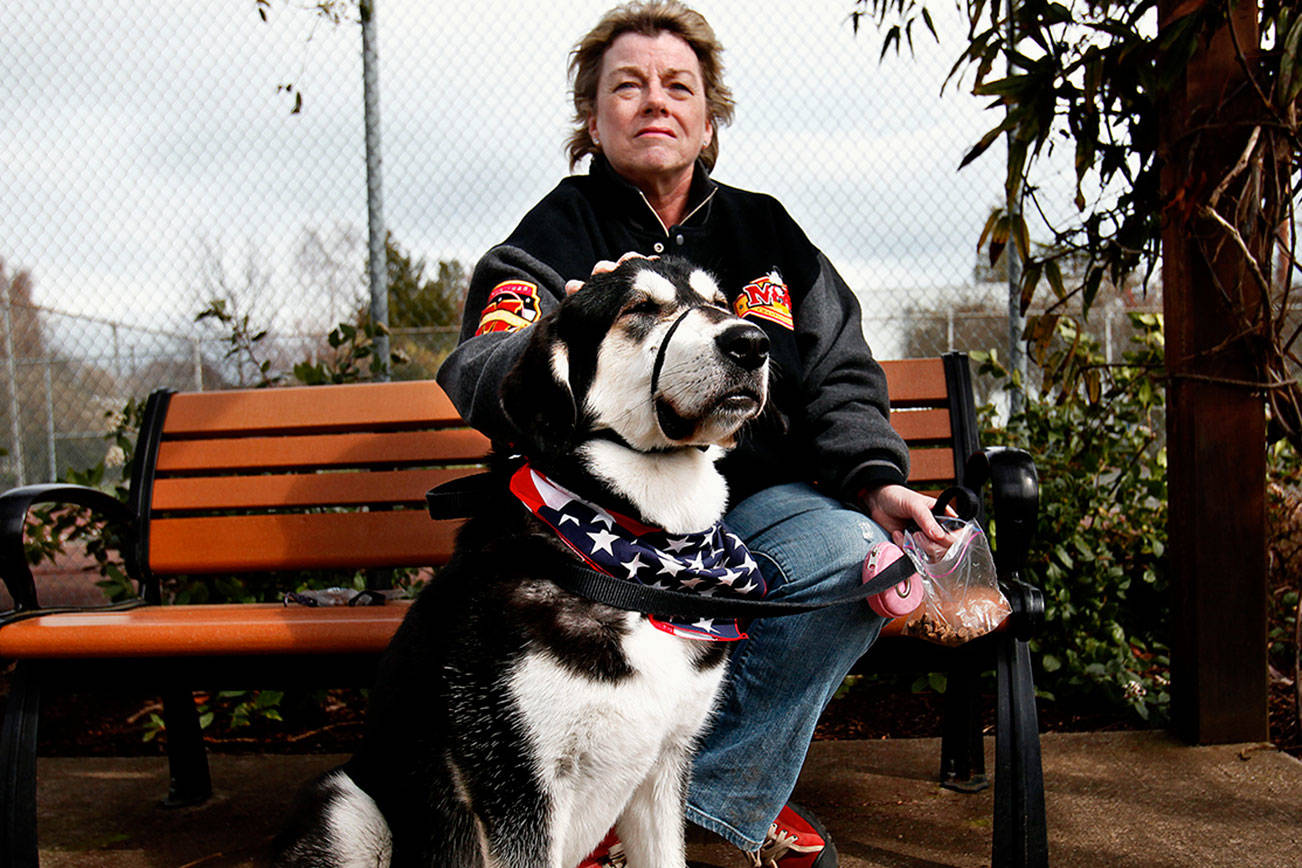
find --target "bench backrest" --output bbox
[131,381,490,577]
[881,354,981,494]
[130,353,979,579]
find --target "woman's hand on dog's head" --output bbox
[566,252,658,295]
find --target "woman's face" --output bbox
[588,30,713,194]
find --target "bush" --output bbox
[975,312,1171,722]
[1267,437,1301,733]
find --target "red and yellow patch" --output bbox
[475,280,542,335]
[734,273,794,330]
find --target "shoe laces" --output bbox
[748,818,822,867]
[599,842,627,868]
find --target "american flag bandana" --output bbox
[509,463,767,641]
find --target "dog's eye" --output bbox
[624,299,661,317]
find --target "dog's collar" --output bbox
[587,428,707,455]
[508,462,765,642]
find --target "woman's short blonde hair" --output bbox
[567,1,735,171]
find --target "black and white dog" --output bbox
[274,257,770,867]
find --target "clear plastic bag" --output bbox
[897,516,1011,646]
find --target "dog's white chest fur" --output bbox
[507,614,727,868]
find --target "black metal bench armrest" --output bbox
[976,447,1042,639]
[1001,580,1045,641]
[982,448,1039,573]
[0,483,138,612]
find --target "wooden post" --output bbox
[1160,0,1269,744]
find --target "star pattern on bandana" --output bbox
[509,464,767,641]
[588,527,621,555]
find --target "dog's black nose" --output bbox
[716,323,770,370]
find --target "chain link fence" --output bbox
[2,0,1158,488]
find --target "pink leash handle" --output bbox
[863,541,924,618]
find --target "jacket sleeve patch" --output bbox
[475,280,542,335]
[734,272,794,330]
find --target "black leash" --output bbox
[544,553,917,621]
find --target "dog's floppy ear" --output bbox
[500,315,577,456]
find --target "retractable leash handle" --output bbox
[863,542,924,618]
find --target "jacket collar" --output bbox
[588,154,717,235]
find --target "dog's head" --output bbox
[501,257,769,459]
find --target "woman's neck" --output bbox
[630,168,695,230]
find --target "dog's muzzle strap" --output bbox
[549,555,917,621]
[649,307,695,399]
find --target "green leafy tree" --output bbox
[382,237,468,380]
[857,0,1300,725]
[856,0,1301,449]
[900,237,1161,407]
[977,314,1172,721]
[386,239,467,331]
[295,236,470,383]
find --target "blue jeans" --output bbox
[684,482,889,851]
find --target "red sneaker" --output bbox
[576,828,625,867]
[752,802,837,867]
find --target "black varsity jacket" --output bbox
[435,155,909,507]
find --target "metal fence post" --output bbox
[1105,309,1113,364]
[361,0,389,381]
[1005,0,1027,416]
[112,322,121,382]
[2,298,24,486]
[192,339,204,390]
[44,359,56,481]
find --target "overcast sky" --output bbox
[2,0,1037,356]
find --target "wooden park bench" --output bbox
[0,351,1046,867]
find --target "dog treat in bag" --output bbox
[898,516,1011,646]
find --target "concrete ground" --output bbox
[33,731,1302,867]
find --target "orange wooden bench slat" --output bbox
[162,380,462,436]
[0,602,414,659]
[888,407,952,442]
[880,358,949,405]
[905,447,956,484]
[0,599,1004,660]
[148,511,459,574]
[155,428,492,474]
[151,467,480,511]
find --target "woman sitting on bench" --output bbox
[436,3,949,865]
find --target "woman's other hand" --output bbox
[565,251,655,294]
